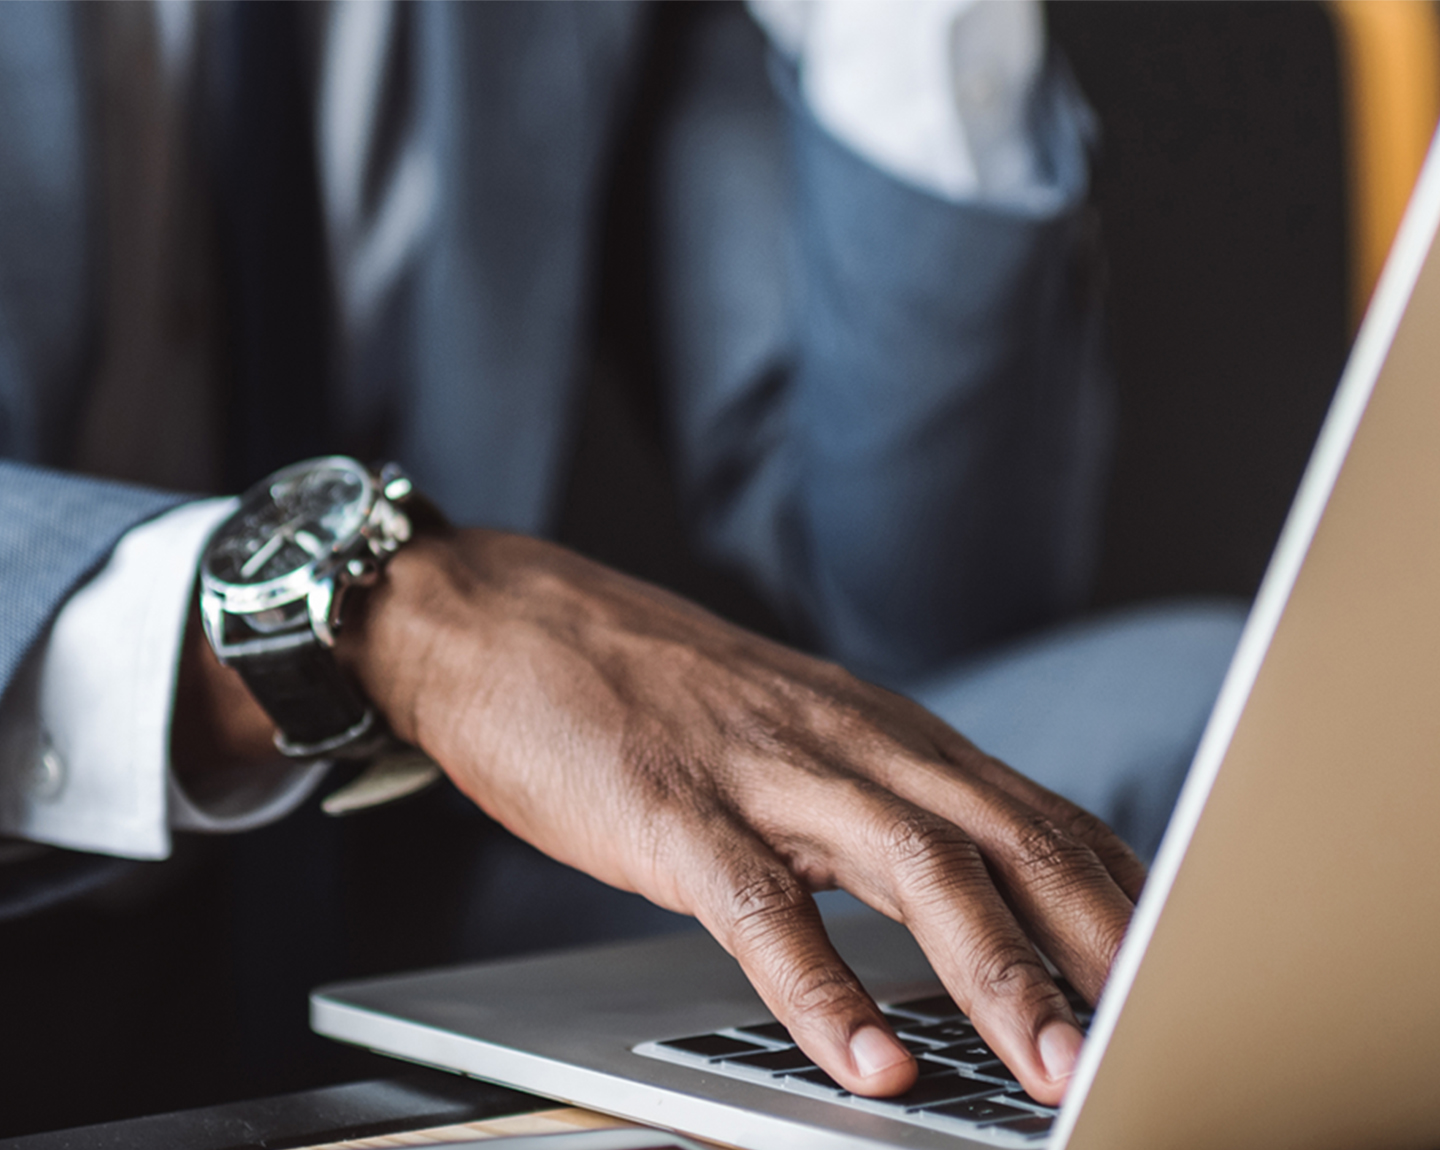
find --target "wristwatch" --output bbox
[199,455,419,760]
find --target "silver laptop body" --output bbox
[313,135,1440,1150]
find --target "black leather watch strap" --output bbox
[200,458,432,761]
[229,636,372,752]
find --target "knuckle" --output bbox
[724,866,811,940]
[716,865,872,1021]
[778,962,867,1025]
[881,811,973,863]
[877,810,990,907]
[967,935,1064,1014]
[792,688,869,748]
[881,811,965,871]
[1010,814,1091,884]
[788,663,883,728]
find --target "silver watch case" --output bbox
[200,456,415,661]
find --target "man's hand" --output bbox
[175,526,1143,1105]
[314,528,1144,1106]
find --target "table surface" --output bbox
[298,1105,643,1149]
[0,1069,731,1150]
[0,1070,560,1150]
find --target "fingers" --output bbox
[1002,777,1149,904]
[866,807,1086,1108]
[647,676,1133,1104]
[813,715,1136,1008]
[754,775,1090,1106]
[891,692,1150,903]
[945,782,1135,1008]
[681,820,919,1098]
[938,733,1148,902]
[930,786,1131,1006]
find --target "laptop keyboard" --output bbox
[635,990,1092,1144]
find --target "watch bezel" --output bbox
[200,455,378,616]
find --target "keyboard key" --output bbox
[926,1041,998,1066]
[899,1037,941,1055]
[789,1068,847,1093]
[914,1057,960,1077]
[658,1034,767,1060]
[721,1047,816,1074]
[641,1022,1050,1141]
[874,1074,1006,1110]
[926,1098,1033,1125]
[735,1020,793,1045]
[894,1029,945,1049]
[888,994,965,1020]
[896,1020,978,1045]
[995,1115,1056,1136]
[971,1061,1019,1084]
[1001,1088,1055,1111]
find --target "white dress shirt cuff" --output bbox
[0,497,330,860]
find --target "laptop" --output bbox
[311,134,1440,1150]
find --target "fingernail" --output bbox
[1038,1020,1084,1083]
[850,1025,910,1078]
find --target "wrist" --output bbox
[332,527,483,755]
[197,457,435,761]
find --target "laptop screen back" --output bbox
[1060,132,1440,1150]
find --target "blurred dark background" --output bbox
[1058,1,1349,608]
[0,2,1359,1138]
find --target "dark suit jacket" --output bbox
[0,0,1108,744]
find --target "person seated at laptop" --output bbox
[0,0,1244,1114]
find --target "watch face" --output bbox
[204,457,373,591]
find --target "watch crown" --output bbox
[346,556,379,585]
[380,463,413,503]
